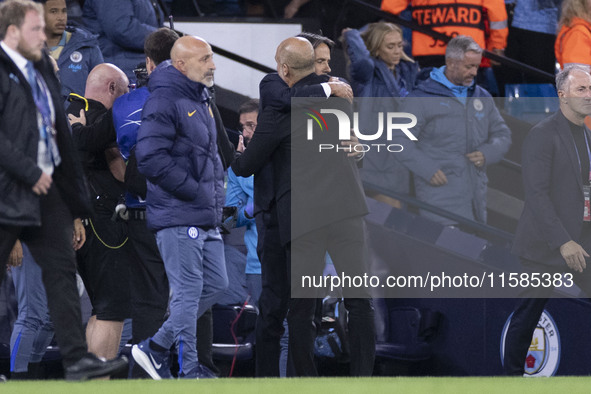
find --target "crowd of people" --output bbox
[1,0,591,382]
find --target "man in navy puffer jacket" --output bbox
[132,35,228,380]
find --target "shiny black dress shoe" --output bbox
[65,353,128,381]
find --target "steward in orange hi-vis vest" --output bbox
[555,16,591,69]
[381,0,508,57]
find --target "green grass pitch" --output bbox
[5,377,591,394]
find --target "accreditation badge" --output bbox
[584,185,591,221]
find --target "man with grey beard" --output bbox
[133,35,228,380]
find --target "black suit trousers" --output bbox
[0,186,87,368]
[127,216,169,343]
[254,207,290,377]
[287,216,376,377]
[504,224,591,375]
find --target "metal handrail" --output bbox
[363,181,515,243]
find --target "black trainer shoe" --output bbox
[65,354,128,381]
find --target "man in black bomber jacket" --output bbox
[0,0,126,381]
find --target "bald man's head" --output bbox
[275,37,315,86]
[84,63,129,109]
[171,35,216,87]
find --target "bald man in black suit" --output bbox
[232,37,374,377]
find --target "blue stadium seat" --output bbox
[504,83,559,124]
[212,304,257,362]
[374,298,439,363]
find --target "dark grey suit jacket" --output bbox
[231,73,367,245]
[251,72,325,217]
[513,110,589,267]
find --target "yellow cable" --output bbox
[88,218,128,249]
[68,93,89,111]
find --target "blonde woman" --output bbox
[342,22,417,98]
[342,22,418,206]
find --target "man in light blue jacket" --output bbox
[225,99,262,306]
[394,35,511,224]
